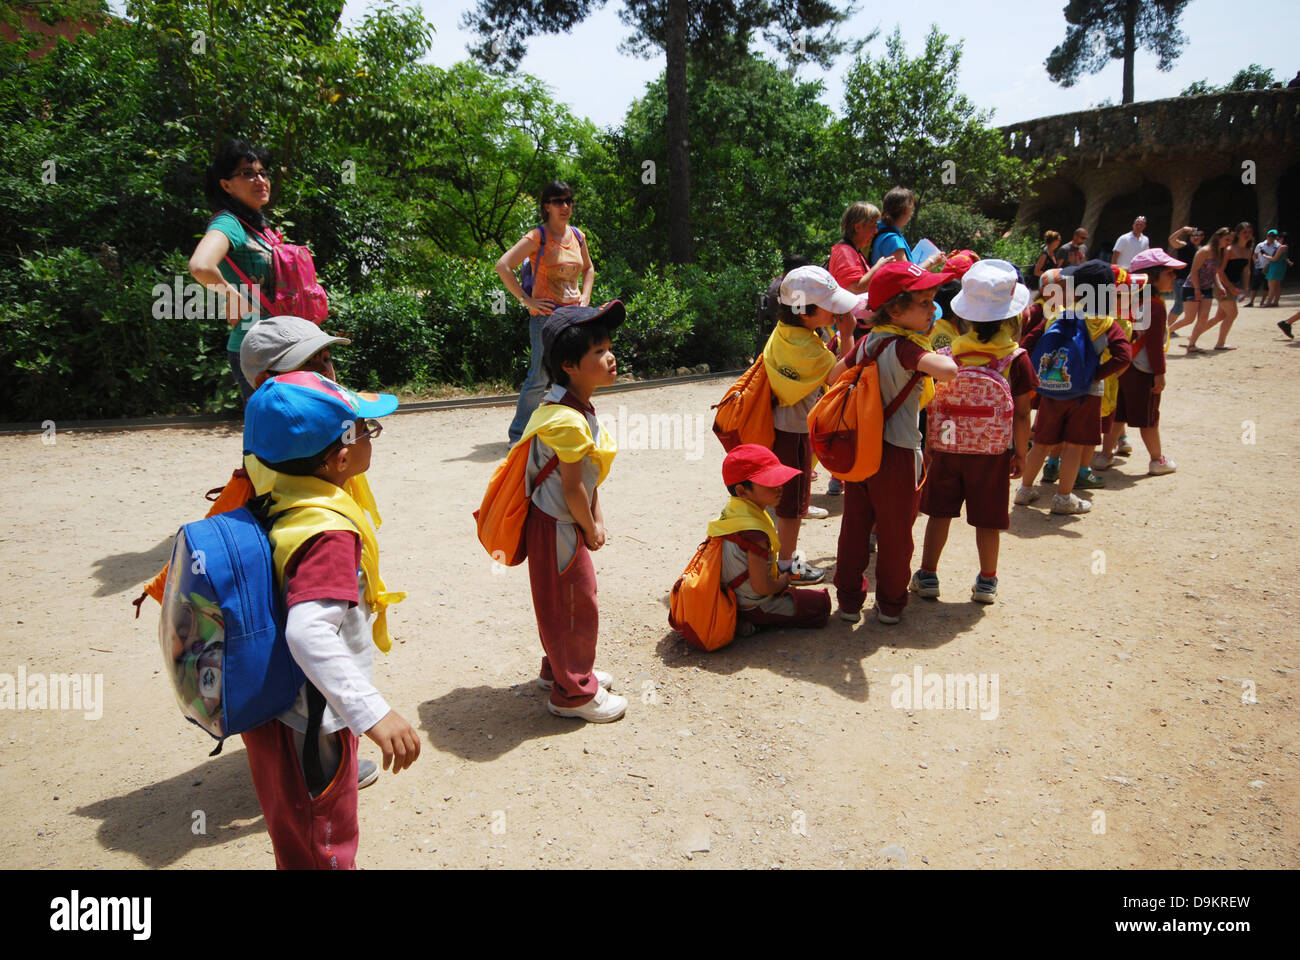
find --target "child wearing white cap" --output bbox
[912,260,1036,604]
[763,266,859,585]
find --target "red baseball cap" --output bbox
[944,249,980,279]
[867,261,955,311]
[723,444,801,488]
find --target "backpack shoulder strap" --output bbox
[871,337,924,423]
[718,533,768,590]
[572,226,585,246]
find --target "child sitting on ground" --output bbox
[241,372,420,868]
[712,444,832,633]
[763,265,859,582]
[1100,248,1183,475]
[1015,260,1133,515]
[913,260,1036,604]
[830,262,959,625]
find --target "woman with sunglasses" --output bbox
[189,140,285,404]
[497,180,596,444]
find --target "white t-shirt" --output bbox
[1112,232,1150,269]
[1255,240,1278,269]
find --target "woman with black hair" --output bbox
[496,180,596,444]
[188,140,278,403]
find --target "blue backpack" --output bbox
[519,225,585,296]
[158,506,304,751]
[1030,311,1108,401]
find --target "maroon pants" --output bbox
[738,588,831,628]
[835,442,921,617]
[241,719,358,870]
[526,505,599,708]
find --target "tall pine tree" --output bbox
[460,0,857,263]
[1045,0,1193,105]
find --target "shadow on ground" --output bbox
[74,748,263,867]
[418,684,591,761]
[443,442,511,465]
[92,537,174,598]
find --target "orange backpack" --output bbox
[473,445,559,567]
[806,337,922,483]
[132,467,255,617]
[711,358,775,452]
[668,536,754,651]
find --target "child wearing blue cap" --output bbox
[240,371,420,869]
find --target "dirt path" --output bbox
[2,298,1297,869]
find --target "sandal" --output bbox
[1213,344,1238,351]
[1184,344,1205,353]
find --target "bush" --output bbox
[0,248,235,421]
[327,286,431,390]
[910,201,1003,253]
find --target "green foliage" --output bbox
[1181,64,1276,97]
[0,248,235,420]
[910,202,1002,254]
[595,52,840,274]
[839,27,1049,229]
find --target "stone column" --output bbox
[1075,165,1141,247]
[1251,157,1284,231]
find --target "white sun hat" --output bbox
[950,259,1031,324]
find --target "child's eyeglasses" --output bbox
[351,418,383,443]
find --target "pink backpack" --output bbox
[212,211,329,325]
[927,348,1022,455]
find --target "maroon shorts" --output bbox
[772,428,812,519]
[920,450,1012,530]
[1115,366,1160,428]
[1032,393,1102,447]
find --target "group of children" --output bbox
[160,228,1194,870]
[688,245,1190,635]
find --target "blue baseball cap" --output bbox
[244,370,398,464]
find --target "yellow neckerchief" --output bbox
[245,455,405,654]
[706,496,780,581]
[929,316,960,352]
[520,397,617,486]
[950,328,1019,365]
[763,323,836,406]
[865,326,936,410]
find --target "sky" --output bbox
[339,0,1300,130]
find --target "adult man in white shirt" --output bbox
[1248,230,1279,307]
[1111,216,1151,269]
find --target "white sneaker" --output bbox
[1091,453,1115,470]
[875,606,901,625]
[1050,492,1092,515]
[803,505,830,519]
[1148,456,1177,476]
[1013,485,1040,506]
[537,669,613,692]
[837,605,861,624]
[547,686,627,723]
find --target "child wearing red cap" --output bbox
[830,262,959,624]
[712,444,831,632]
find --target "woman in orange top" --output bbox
[497,180,596,443]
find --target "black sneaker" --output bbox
[1279,320,1294,340]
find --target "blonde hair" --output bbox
[841,201,881,245]
[1044,230,1061,245]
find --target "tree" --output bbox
[1045,0,1193,105]
[459,0,858,264]
[1180,64,1276,98]
[839,27,1047,219]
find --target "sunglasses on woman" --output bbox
[545,196,575,207]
